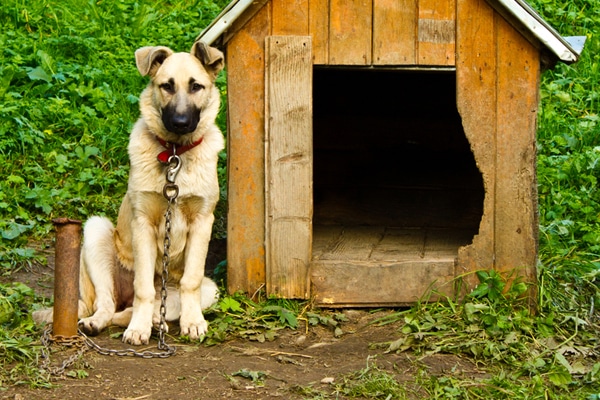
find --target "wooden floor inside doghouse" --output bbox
[311,68,484,305]
[312,174,483,264]
[313,226,474,263]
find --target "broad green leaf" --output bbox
[548,365,572,386]
[27,66,51,82]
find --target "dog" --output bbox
[33,41,224,345]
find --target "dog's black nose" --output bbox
[162,105,200,135]
[171,113,190,129]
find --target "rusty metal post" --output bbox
[52,218,82,337]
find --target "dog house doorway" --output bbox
[311,67,485,306]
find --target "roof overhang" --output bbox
[486,0,585,64]
[197,0,256,46]
[197,0,585,66]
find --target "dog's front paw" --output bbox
[123,326,152,345]
[79,316,110,336]
[79,318,101,336]
[180,318,208,340]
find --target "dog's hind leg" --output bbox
[112,308,132,327]
[32,300,92,326]
[77,216,119,336]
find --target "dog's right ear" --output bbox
[135,46,174,77]
[191,41,224,81]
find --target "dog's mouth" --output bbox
[162,104,201,135]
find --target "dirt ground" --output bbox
[1,241,486,399]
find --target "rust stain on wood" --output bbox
[272,0,309,35]
[226,6,268,295]
[329,0,372,65]
[418,0,456,65]
[221,0,540,305]
[494,14,539,289]
[455,0,497,292]
[373,0,417,65]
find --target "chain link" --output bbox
[157,152,181,355]
[39,150,182,376]
[40,325,89,376]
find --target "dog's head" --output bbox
[135,41,224,139]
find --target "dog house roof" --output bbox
[197,0,585,64]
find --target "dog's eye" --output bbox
[160,82,175,94]
[190,82,205,93]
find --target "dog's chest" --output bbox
[130,155,218,199]
[158,195,204,241]
[155,196,206,241]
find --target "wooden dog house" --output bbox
[199,0,583,306]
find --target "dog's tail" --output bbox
[80,216,117,316]
[113,277,220,327]
[201,277,219,309]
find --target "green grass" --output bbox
[0,0,229,271]
[1,0,600,397]
[532,0,600,326]
[0,0,229,387]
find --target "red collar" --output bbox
[156,136,203,163]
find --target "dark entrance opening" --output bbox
[312,68,484,265]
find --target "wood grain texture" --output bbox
[309,0,330,64]
[222,0,269,45]
[373,0,417,65]
[418,0,456,65]
[311,260,456,306]
[226,5,269,296]
[221,0,539,303]
[265,36,313,298]
[272,0,309,35]
[494,15,539,284]
[455,0,497,290]
[329,0,372,65]
[456,0,538,294]
[313,226,474,262]
[318,226,384,261]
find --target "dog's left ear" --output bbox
[191,41,224,81]
[135,46,174,77]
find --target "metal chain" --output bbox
[40,324,175,373]
[157,151,181,355]
[40,325,89,376]
[39,148,182,376]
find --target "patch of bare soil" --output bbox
[1,242,486,399]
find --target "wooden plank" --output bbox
[494,16,539,288]
[309,0,330,64]
[265,36,313,298]
[312,225,343,260]
[455,0,496,291]
[424,229,474,258]
[319,226,385,261]
[226,5,269,296]
[370,228,425,261]
[373,0,417,65]
[311,260,456,306]
[418,0,456,65]
[272,0,309,35]
[315,226,473,262]
[222,0,270,45]
[329,0,372,65]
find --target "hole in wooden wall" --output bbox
[312,67,484,264]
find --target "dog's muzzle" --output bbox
[162,104,201,135]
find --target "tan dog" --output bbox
[33,41,224,345]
